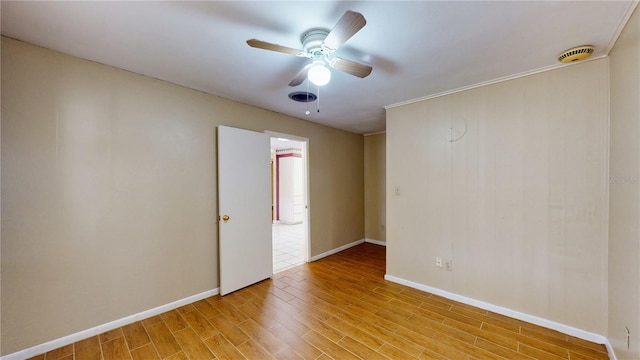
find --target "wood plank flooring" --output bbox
[29,243,609,360]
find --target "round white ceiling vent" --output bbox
[288,91,317,102]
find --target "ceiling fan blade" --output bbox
[246,39,306,57]
[330,57,372,78]
[322,10,366,52]
[289,65,311,87]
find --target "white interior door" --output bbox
[218,126,272,295]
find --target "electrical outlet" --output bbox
[444,259,453,271]
[435,257,443,268]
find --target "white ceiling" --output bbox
[1,1,636,134]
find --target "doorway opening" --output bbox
[269,133,309,273]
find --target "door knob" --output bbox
[222,214,230,222]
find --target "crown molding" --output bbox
[384,54,608,110]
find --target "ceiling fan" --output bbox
[246,10,373,87]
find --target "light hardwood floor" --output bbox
[29,243,609,360]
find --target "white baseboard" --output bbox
[278,220,303,225]
[364,238,386,246]
[384,274,616,359]
[1,288,220,360]
[605,342,618,360]
[310,239,365,261]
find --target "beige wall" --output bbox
[364,133,386,242]
[387,59,609,334]
[0,37,364,355]
[609,5,640,358]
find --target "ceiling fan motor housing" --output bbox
[301,29,330,55]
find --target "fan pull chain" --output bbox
[317,85,320,113]
[305,79,311,115]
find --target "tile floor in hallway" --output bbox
[273,222,305,273]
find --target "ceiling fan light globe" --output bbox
[308,63,331,86]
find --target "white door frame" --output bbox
[265,131,310,263]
